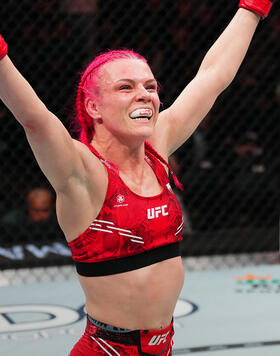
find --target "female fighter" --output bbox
[0,1,275,354]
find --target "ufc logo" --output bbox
[148,331,170,346]
[147,205,168,220]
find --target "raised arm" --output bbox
[151,0,275,156]
[0,35,88,193]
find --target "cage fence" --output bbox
[0,0,279,280]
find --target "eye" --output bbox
[146,85,157,91]
[119,85,132,90]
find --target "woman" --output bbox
[0,1,275,354]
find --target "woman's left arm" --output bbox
[151,1,275,156]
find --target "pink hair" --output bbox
[145,142,184,191]
[74,49,147,144]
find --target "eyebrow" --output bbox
[116,78,157,84]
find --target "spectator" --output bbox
[1,186,63,242]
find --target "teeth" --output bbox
[129,108,153,119]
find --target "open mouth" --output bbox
[129,108,153,120]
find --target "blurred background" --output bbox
[0,0,279,275]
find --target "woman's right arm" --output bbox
[0,36,96,193]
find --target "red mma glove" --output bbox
[0,34,8,59]
[239,0,275,18]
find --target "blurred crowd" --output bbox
[0,0,279,249]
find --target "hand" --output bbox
[0,34,8,59]
[239,0,275,18]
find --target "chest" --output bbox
[69,172,184,265]
[118,162,165,197]
[97,180,183,240]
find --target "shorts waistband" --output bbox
[87,315,133,333]
[86,315,174,347]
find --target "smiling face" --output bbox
[86,59,160,145]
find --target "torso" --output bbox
[57,141,185,330]
[79,256,185,330]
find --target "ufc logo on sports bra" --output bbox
[147,205,168,220]
[148,331,170,346]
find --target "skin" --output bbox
[0,9,260,330]
[26,188,52,222]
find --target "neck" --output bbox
[90,137,147,174]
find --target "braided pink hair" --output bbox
[74,49,147,144]
[145,142,184,191]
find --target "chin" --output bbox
[124,129,153,146]
[134,127,154,140]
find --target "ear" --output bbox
[85,97,103,122]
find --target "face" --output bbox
[27,191,52,222]
[87,59,160,144]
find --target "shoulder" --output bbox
[72,139,105,174]
[72,139,109,194]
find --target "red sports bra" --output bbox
[68,143,183,276]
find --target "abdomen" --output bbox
[78,256,185,330]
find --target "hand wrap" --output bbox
[0,34,8,59]
[239,0,275,18]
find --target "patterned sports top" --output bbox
[68,143,183,276]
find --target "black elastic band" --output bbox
[88,315,132,333]
[75,242,181,276]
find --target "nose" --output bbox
[135,85,152,102]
